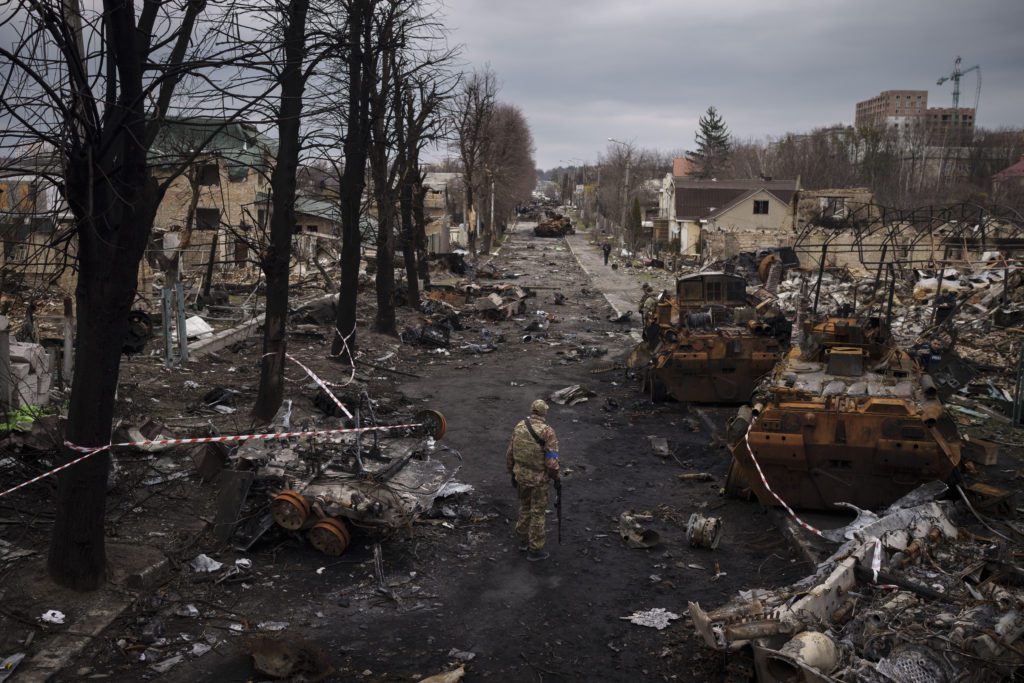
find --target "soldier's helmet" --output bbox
[530,399,549,416]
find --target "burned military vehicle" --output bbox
[635,272,791,403]
[222,409,457,558]
[724,315,963,511]
[533,211,574,237]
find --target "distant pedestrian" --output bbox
[506,399,561,561]
[602,242,611,265]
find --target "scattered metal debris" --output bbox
[686,512,723,550]
[618,511,661,549]
[550,384,595,406]
[689,496,1024,682]
[621,608,680,630]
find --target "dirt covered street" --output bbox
[0,224,811,682]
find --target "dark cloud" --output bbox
[444,0,1023,168]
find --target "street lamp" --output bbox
[607,138,632,249]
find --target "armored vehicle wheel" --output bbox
[308,517,351,557]
[271,490,311,530]
[414,409,447,439]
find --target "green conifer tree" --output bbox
[687,106,732,179]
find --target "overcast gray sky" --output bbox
[442,0,1022,169]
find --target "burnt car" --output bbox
[724,315,963,511]
[633,272,791,403]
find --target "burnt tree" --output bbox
[332,0,377,360]
[0,0,226,589]
[396,69,453,309]
[252,0,312,422]
[453,67,497,257]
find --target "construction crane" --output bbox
[937,56,982,125]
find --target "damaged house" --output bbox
[148,119,276,277]
[672,177,799,258]
[423,171,463,253]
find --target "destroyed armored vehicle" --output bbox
[634,272,791,403]
[724,315,963,511]
[226,409,457,558]
[533,212,574,237]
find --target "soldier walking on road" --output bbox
[602,241,612,265]
[506,399,561,561]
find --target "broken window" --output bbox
[234,237,248,267]
[198,163,220,186]
[196,208,220,230]
[823,197,845,217]
[753,200,769,215]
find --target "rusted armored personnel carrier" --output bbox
[533,212,574,237]
[724,315,963,511]
[636,272,791,403]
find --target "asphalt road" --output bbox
[69,222,809,682]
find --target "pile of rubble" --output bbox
[689,484,1024,682]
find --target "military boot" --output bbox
[527,549,549,562]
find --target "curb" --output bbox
[564,233,642,343]
[13,543,178,681]
[564,233,625,319]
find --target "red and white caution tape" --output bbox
[286,353,353,419]
[743,417,899,589]
[0,448,109,499]
[742,419,825,538]
[0,422,423,499]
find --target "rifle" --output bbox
[554,477,562,544]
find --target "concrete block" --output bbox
[9,341,49,373]
[36,369,52,395]
[107,543,171,591]
[10,362,30,380]
[14,378,35,407]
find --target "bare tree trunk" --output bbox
[332,0,374,361]
[253,0,309,423]
[50,126,157,593]
[413,181,430,287]
[481,180,493,255]
[201,230,218,300]
[399,173,419,308]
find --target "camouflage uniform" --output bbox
[641,293,659,322]
[505,402,560,553]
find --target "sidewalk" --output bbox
[565,229,668,320]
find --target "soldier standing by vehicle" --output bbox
[506,399,560,561]
[638,283,654,315]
